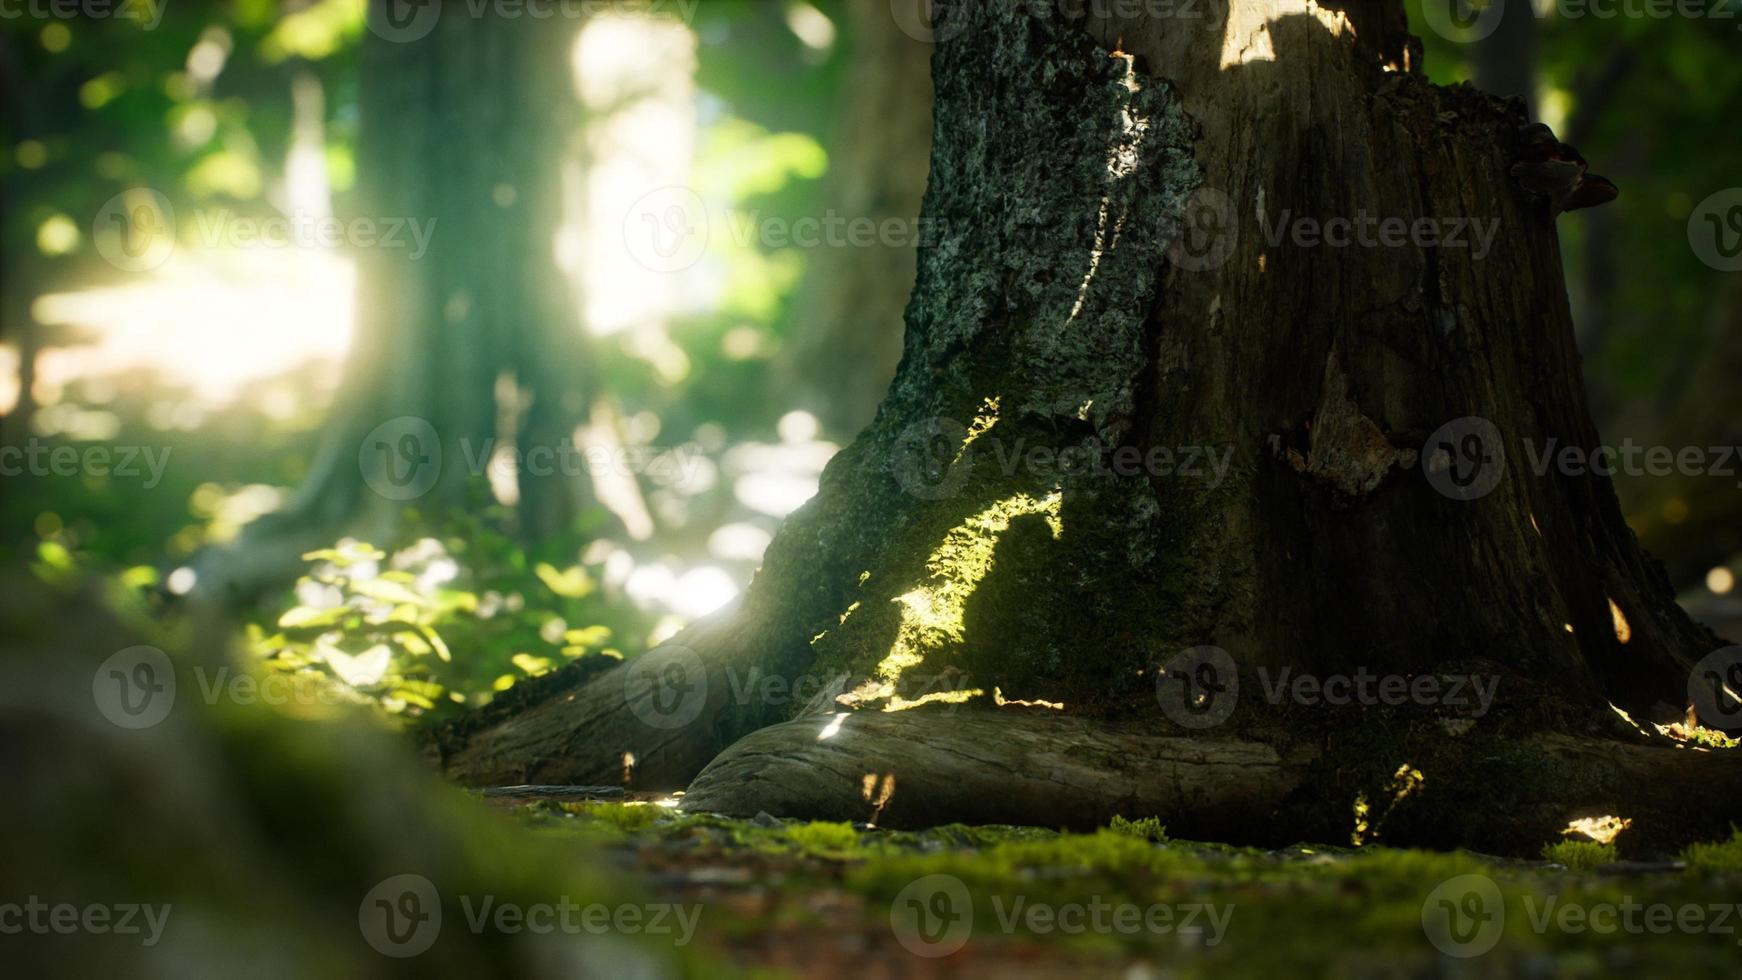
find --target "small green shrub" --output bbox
[1681,828,1742,875]
[1541,839,1616,871]
[1108,814,1167,842]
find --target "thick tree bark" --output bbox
[439,1,1737,854]
[194,11,603,600]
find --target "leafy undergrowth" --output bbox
[510,800,1742,978]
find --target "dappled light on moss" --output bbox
[874,492,1063,689]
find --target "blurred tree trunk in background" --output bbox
[1471,0,1538,119]
[1638,274,1742,595]
[198,11,602,599]
[779,1,933,438]
[1564,49,1635,418]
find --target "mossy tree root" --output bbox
[433,614,771,789]
[676,707,1742,857]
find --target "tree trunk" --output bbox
[194,10,602,600]
[437,1,1739,856]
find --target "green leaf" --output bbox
[351,578,428,606]
[277,605,349,629]
[562,625,613,648]
[37,540,74,571]
[511,653,553,677]
[320,643,392,688]
[534,562,594,599]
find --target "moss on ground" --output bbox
[522,802,1742,977]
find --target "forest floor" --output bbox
[499,793,1742,978]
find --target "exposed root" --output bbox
[677,707,1742,856]
[434,613,769,790]
[679,707,1315,840]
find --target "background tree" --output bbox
[778,0,933,439]
[194,9,605,599]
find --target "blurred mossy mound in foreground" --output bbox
[0,571,703,979]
